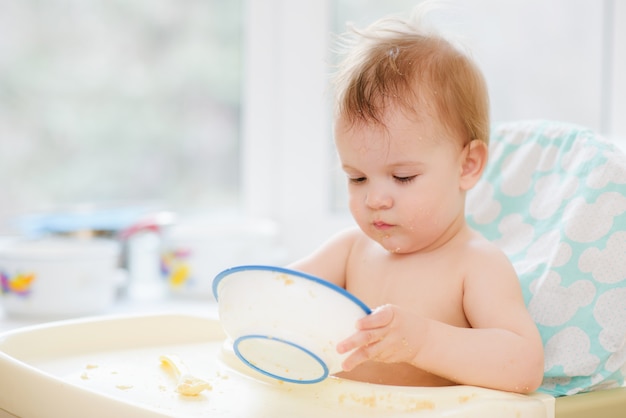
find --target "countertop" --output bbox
[0,280,218,333]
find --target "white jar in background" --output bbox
[0,237,124,318]
[159,217,285,299]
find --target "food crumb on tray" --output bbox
[159,354,213,396]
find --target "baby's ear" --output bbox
[459,139,488,190]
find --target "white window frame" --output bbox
[609,0,626,144]
[242,0,353,261]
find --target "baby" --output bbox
[289,10,544,394]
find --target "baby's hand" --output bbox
[336,304,423,371]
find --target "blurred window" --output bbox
[0,0,242,228]
[0,0,623,260]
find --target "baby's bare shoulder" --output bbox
[463,231,517,280]
[466,230,508,255]
[461,232,533,335]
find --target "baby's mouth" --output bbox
[373,220,393,231]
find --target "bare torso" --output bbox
[332,229,476,386]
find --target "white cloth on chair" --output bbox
[467,120,626,396]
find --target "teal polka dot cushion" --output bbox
[466,120,626,397]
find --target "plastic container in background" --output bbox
[0,237,124,318]
[13,205,176,298]
[159,217,285,299]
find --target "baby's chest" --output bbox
[346,258,467,325]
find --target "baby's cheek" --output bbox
[406,206,440,231]
[403,215,422,232]
[349,202,367,225]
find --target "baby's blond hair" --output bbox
[333,7,490,145]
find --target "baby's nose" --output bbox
[365,188,393,209]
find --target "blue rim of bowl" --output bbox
[212,264,371,314]
[233,334,329,384]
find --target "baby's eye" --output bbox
[348,176,367,184]
[393,175,417,183]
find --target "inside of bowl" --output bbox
[234,335,329,384]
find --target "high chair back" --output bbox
[466,120,626,398]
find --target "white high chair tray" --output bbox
[0,314,554,418]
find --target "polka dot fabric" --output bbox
[466,120,626,396]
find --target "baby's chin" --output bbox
[365,230,414,254]
[377,238,408,254]
[377,236,422,255]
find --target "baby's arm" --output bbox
[287,227,360,288]
[337,246,544,394]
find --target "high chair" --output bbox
[467,119,626,417]
[0,120,624,418]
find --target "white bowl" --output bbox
[213,265,371,384]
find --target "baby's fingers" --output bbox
[356,304,395,330]
[337,327,385,355]
[337,305,395,354]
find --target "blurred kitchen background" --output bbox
[0,0,624,285]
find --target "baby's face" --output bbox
[334,109,468,254]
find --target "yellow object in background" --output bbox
[160,249,193,289]
[169,265,190,288]
[1,272,36,296]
